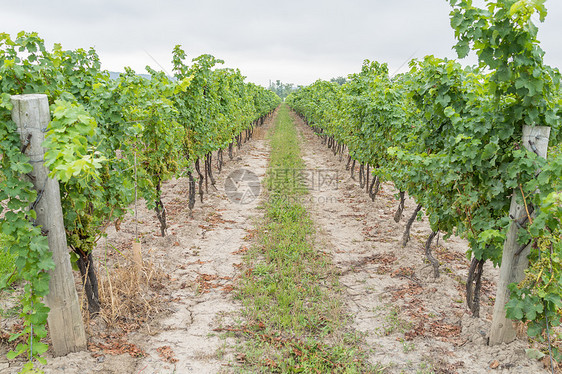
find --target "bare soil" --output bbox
[0,109,553,373]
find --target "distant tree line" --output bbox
[268,80,297,100]
[268,77,347,100]
[329,76,347,85]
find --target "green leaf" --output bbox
[527,321,544,337]
[454,40,470,59]
[525,348,545,360]
[481,142,499,160]
[506,298,525,320]
[509,1,526,17]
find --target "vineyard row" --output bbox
[0,31,280,369]
[287,0,562,362]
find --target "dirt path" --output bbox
[292,112,548,373]
[127,123,271,373]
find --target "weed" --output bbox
[95,241,168,332]
[416,360,436,374]
[382,305,412,336]
[399,338,416,353]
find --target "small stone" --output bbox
[489,360,500,369]
[0,363,9,370]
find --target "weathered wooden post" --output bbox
[489,125,550,345]
[11,94,87,356]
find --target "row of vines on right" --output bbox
[287,0,562,363]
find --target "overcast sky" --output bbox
[2,0,561,87]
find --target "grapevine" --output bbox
[287,0,561,358]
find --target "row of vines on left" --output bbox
[0,31,281,371]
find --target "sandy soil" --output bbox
[0,108,552,373]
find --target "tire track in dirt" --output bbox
[292,112,548,374]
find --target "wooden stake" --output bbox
[11,94,87,356]
[489,125,550,345]
[132,241,143,282]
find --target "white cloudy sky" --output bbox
[2,0,561,87]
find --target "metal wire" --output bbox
[544,312,555,374]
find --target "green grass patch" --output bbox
[234,105,379,373]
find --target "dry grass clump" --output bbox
[93,246,169,333]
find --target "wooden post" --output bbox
[132,241,143,283]
[489,125,551,345]
[11,94,87,356]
